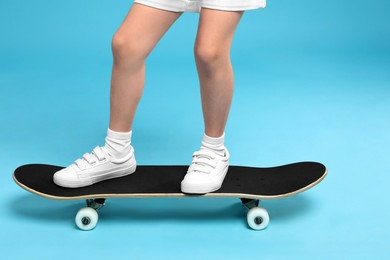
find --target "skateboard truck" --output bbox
[86,198,106,211]
[240,198,260,209]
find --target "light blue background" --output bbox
[1,0,389,259]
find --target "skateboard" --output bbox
[13,162,327,231]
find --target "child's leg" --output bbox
[181,8,244,194]
[53,3,183,188]
[109,3,183,132]
[194,8,244,138]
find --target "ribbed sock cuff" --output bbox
[202,132,225,146]
[107,128,132,142]
[201,132,225,157]
[104,128,132,159]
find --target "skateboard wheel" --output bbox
[75,207,98,231]
[247,207,269,230]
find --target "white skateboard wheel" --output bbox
[247,207,269,230]
[75,207,98,231]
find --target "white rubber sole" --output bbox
[54,164,137,188]
[180,165,228,194]
[180,183,222,194]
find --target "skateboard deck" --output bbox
[13,162,327,231]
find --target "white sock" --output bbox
[103,128,132,159]
[200,132,226,157]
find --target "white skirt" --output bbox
[133,0,266,13]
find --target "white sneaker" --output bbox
[181,147,229,194]
[53,145,136,188]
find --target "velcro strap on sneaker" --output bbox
[192,157,217,169]
[82,153,96,164]
[92,146,106,161]
[192,150,216,159]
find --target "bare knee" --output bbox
[195,42,229,63]
[111,32,147,66]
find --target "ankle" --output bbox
[200,132,226,157]
[103,128,133,158]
